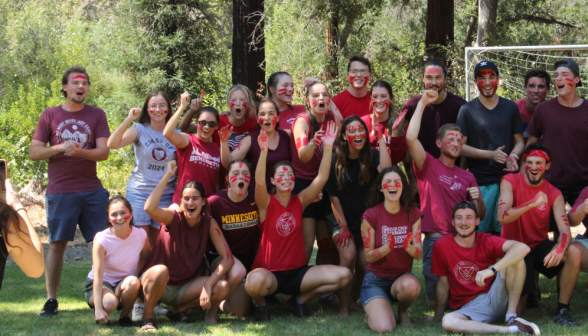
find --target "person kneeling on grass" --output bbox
[360,166,422,333]
[430,201,540,335]
[138,160,233,331]
[86,196,150,327]
[245,124,352,321]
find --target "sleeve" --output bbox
[389,135,407,166]
[32,111,51,143]
[176,134,193,155]
[431,240,447,276]
[571,187,588,212]
[94,231,107,252]
[409,207,423,224]
[548,185,563,209]
[487,235,507,259]
[95,109,111,139]
[525,106,542,138]
[455,105,470,137]
[324,158,338,197]
[207,195,219,218]
[413,152,432,177]
[511,103,524,134]
[361,207,378,230]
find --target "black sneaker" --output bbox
[118,316,133,327]
[254,304,270,322]
[40,299,59,317]
[287,296,313,319]
[553,308,580,327]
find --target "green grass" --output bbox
[2,257,588,335]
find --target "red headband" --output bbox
[523,150,550,162]
[72,74,88,80]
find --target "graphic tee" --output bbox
[362,204,422,280]
[332,89,371,119]
[252,195,307,271]
[174,134,220,203]
[208,190,259,269]
[361,114,407,165]
[500,174,561,248]
[432,233,506,310]
[32,105,111,194]
[278,105,306,131]
[247,129,291,187]
[415,152,478,235]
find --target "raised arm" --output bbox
[406,91,437,170]
[200,219,235,310]
[107,108,140,149]
[178,91,204,133]
[144,161,176,225]
[373,121,392,171]
[255,128,271,220]
[163,91,191,149]
[497,178,547,225]
[293,118,321,163]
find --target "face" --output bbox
[371,87,391,115]
[553,67,579,97]
[345,121,366,150]
[147,95,169,122]
[274,75,294,104]
[63,72,89,103]
[348,61,371,89]
[108,202,132,228]
[272,165,295,192]
[524,157,549,186]
[453,208,479,238]
[197,111,218,140]
[437,130,463,159]
[475,70,498,98]
[228,89,249,120]
[257,102,279,132]
[381,171,403,202]
[307,84,330,115]
[423,66,445,93]
[228,162,251,196]
[181,188,205,220]
[524,77,548,105]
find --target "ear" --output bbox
[270,177,275,186]
[574,76,581,85]
[475,217,481,226]
[436,139,442,149]
[546,162,551,171]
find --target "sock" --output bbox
[557,286,561,299]
[557,302,569,312]
[505,313,517,322]
[510,326,519,333]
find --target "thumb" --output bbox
[498,145,505,150]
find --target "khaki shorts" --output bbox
[84,278,118,306]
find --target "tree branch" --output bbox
[504,13,584,29]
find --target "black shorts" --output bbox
[523,240,565,296]
[204,249,252,274]
[549,183,588,235]
[292,177,329,220]
[325,212,363,246]
[272,265,312,295]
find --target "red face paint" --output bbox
[229,176,238,183]
[272,116,277,128]
[149,110,154,114]
[72,74,88,80]
[447,133,456,137]
[282,167,288,172]
[239,162,243,168]
[402,233,413,249]
[538,166,544,172]
[239,192,243,196]
[109,218,118,223]
[565,78,575,87]
[311,98,319,107]
[258,117,265,125]
[230,102,236,108]
[277,177,283,183]
[163,110,168,114]
[243,175,250,183]
[394,183,402,188]
[277,88,287,95]
[123,215,131,220]
[556,233,568,254]
[445,142,452,145]
[525,165,532,171]
[347,135,357,144]
[425,67,444,76]
[382,183,389,189]
[242,102,248,109]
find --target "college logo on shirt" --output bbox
[152,148,167,161]
[56,119,92,148]
[537,203,547,211]
[189,147,220,170]
[382,226,408,248]
[439,175,462,191]
[454,261,479,284]
[276,212,296,236]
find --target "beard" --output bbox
[456,227,476,238]
[525,170,544,186]
[71,95,86,104]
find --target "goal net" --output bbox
[465,45,588,101]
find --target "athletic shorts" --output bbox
[125,189,173,229]
[423,235,443,301]
[477,184,501,234]
[271,265,312,295]
[454,274,508,323]
[292,177,329,220]
[46,188,109,243]
[523,240,564,296]
[360,270,417,308]
[325,212,362,245]
[84,277,119,307]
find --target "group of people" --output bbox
[1,54,587,334]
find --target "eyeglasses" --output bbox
[349,69,370,76]
[198,120,218,128]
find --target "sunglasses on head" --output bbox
[197,120,218,128]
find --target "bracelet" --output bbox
[489,265,497,275]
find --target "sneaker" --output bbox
[553,308,580,327]
[318,292,339,308]
[254,304,270,322]
[506,317,541,335]
[131,303,144,322]
[154,304,169,316]
[40,299,58,317]
[287,296,314,319]
[118,316,134,328]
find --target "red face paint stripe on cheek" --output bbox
[277,88,287,95]
[394,183,402,188]
[230,102,236,108]
[277,177,282,183]
[382,183,389,189]
[243,175,250,183]
[258,117,264,125]
[229,176,238,183]
[123,215,131,220]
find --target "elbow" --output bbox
[28,149,40,161]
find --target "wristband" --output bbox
[489,265,497,275]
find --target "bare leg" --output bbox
[116,276,141,318]
[333,234,356,317]
[442,312,512,334]
[171,276,230,324]
[211,257,248,316]
[504,259,526,315]
[244,268,278,307]
[297,265,352,315]
[141,265,169,320]
[45,240,68,299]
[303,218,316,262]
[88,287,118,313]
[364,298,396,333]
[390,274,421,326]
[559,242,581,305]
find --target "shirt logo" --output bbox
[152,148,167,161]
[454,261,480,284]
[538,203,547,211]
[480,61,488,66]
[56,119,92,148]
[276,212,296,236]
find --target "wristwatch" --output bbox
[489,265,498,275]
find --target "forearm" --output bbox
[255,151,267,187]
[75,147,110,161]
[29,144,64,160]
[498,204,533,225]
[93,274,104,311]
[406,101,424,143]
[316,146,333,184]
[378,138,392,169]
[18,212,43,254]
[220,141,234,168]
[365,245,390,263]
[178,108,198,132]
[107,118,133,149]
[298,144,316,163]
[460,144,492,159]
[475,198,486,221]
[569,210,586,227]
[495,244,529,270]
[512,138,525,157]
[145,174,172,214]
[330,198,348,227]
[164,106,185,138]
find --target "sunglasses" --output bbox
[197,120,218,128]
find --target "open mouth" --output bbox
[187,207,196,213]
[318,102,325,109]
[529,171,540,177]
[353,138,363,146]
[557,84,565,90]
[76,91,84,98]
[264,121,272,127]
[388,190,398,196]
[235,108,242,115]
[238,182,245,189]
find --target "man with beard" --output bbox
[30,66,110,317]
[516,69,550,143]
[498,143,581,327]
[332,56,372,119]
[431,201,540,335]
[457,61,525,235]
[406,89,485,309]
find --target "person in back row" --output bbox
[266,71,306,133]
[332,56,372,119]
[515,68,550,143]
[406,89,485,309]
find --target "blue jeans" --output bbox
[125,189,173,229]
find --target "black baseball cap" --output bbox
[452,201,479,218]
[474,61,499,78]
[554,59,583,87]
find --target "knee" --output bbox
[338,267,353,287]
[123,276,141,292]
[245,272,266,295]
[566,243,582,264]
[229,264,247,287]
[400,278,421,299]
[214,280,231,299]
[102,296,119,313]
[338,248,356,267]
[441,314,458,332]
[49,241,68,253]
[369,319,395,333]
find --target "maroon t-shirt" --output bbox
[174,134,220,203]
[140,211,211,286]
[362,204,422,280]
[278,105,306,131]
[332,89,371,119]
[32,105,110,194]
[526,97,588,188]
[247,129,291,187]
[208,190,260,269]
[403,92,466,159]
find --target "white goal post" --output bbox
[465,45,588,101]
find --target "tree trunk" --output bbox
[463,0,478,47]
[325,3,339,80]
[425,0,455,59]
[232,0,266,99]
[476,0,498,47]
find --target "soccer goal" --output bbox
[464,45,588,101]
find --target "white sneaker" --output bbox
[154,304,169,316]
[131,303,144,322]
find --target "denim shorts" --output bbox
[46,188,109,243]
[360,270,417,308]
[125,189,173,229]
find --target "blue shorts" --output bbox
[360,270,417,308]
[125,189,173,229]
[478,184,500,234]
[46,188,109,243]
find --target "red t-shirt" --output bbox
[332,89,371,119]
[252,195,307,271]
[515,98,533,143]
[140,211,211,286]
[500,174,561,248]
[432,233,506,310]
[361,114,407,165]
[278,105,306,131]
[362,203,422,280]
[415,152,478,235]
[174,134,220,203]
[208,190,260,269]
[32,105,111,194]
[526,98,588,188]
[289,112,336,180]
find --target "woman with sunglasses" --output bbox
[164,92,221,204]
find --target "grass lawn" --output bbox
[2,254,588,335]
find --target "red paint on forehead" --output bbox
[282,166,289,172]
[239,162,243,168]
[425,67,444,76]
[478,70,496,77]
[72,74,87,80]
